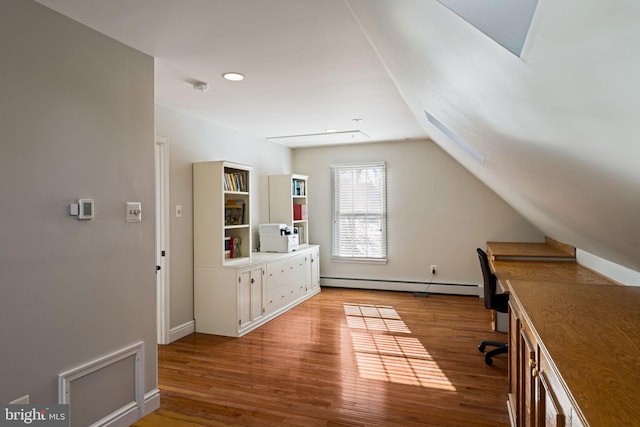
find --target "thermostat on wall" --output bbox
[77,199,94,219]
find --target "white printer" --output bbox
[259,224,299,252]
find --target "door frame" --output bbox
[155,137,170,345]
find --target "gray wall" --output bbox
[0,1,156,424]
[293,139,543,289]
[155,105,292,330]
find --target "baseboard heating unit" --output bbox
[321,277,479,297]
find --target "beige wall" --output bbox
[155,105,293,330]
[0,1,155,424]
[293,139,543,290]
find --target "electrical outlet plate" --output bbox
[431,265,437,274]
[10,395,29,405]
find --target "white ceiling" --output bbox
[35,0,640,272]
[35,0,427,147]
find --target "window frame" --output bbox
[330,162,387,263]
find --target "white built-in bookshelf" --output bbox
[193,165,320,338]
[268,174,309,245]
[193,160,251,266]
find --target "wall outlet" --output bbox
[10,394,29,405]
[430,265,437,275]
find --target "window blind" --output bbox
[331,162,387,261]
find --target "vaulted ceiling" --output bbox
[35,0,640,272]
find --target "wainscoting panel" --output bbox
[58,342,144,427]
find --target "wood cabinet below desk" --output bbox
[508,297,584,427]
[506,279,640,427]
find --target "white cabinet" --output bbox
[238,266,265,332]
[195,246,320,337]
[194,264,264,337]
[194,162,320,337]
[269,174,309,245]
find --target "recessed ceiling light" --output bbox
[222,72,244,81]
[352,118,363,123]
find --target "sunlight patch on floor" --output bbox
[344,303,411,333]
[344,303,456,391]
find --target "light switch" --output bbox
[176,205,183,218]
[125,202,142,222]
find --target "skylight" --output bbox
[437,0,539,56]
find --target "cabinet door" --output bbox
[303,253,312,294]
[536,349,575,427]
[508,302,521,426]
[537,371,566,427]
[310,247,320,290]
[250,266,265,322]
[238,269,252,330]
[520,326,537,427]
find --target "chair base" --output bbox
[478,340,508,365]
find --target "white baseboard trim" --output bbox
[144,388,161,415]
[321,277,480,296]
[91,402,139,427]
[169,320,195,343]
[87,389,160,427]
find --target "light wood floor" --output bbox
[134,287,509,426]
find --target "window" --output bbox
[331,162,387,262]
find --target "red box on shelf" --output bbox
[293,204,307,220]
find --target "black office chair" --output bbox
[476,248,509,365]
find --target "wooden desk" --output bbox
[487,238,575,261]
[488,239,633,426]
[507,279,640,426]
[492,260,615,287]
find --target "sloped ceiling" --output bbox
[34,0,639,271]
[348,0,640,271]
